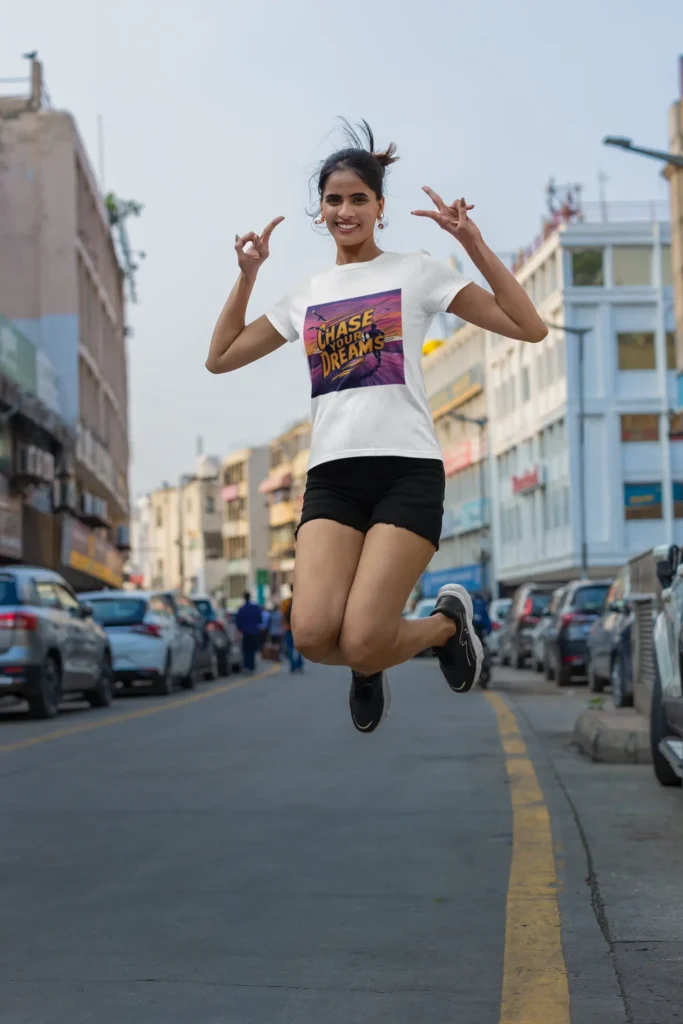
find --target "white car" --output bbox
[487,598,512,656]
[83,590,197,695]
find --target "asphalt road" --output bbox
[1,658,682,1023]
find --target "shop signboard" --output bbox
[0,494,22,560]
[421,564,482,597]
[61,515,123,587]
[429,363,483,419]
[512,465,544,495]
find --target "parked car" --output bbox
[499,584,555,669]
[83,590,197,694]
[0,567,113,719]
[192,596,235,676]
[486,598,512,657]
[650,543,683,787]
[529,586,566,673]
[160,591,218,682]
[586,567,634,707]
[224,612,243,672]
[544,579,611,686]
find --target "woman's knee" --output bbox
[291,614,339,663]
[339,621,395,674]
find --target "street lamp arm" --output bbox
[603,137,683,170]
[545,323,593,337]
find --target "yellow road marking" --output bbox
[486,691,571,1024]
[0,665,280,755]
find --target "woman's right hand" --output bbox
[235,216,284,278]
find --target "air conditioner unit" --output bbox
[53,477,78,513]
[78,492,109,526]
[116,524,130,551]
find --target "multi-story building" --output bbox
[488,203,678,590]
[146,458,225,595]
[260,420,311,597]
[666,70,683,388]
[0,58,129,590]
[221,446,270,608]
[422,323,490,596]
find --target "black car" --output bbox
[499,583,555,669]
[544,579,611,686]
[586,567,634,707]
[651,544,683,787]
[192,596,237,676]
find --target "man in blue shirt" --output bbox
[235,592,262,673]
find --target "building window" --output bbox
[674,483,683,518]
[521,366,530,403]
[570,249,604,287]
[620,414,659,442]
[624,482,662,520]
[670,412,683,439]
[205,494,216,514]
[156,508,162,527]
[613,246,651,287]
[617,332,655,371]
[666,331,676,370]
[662,245,672,287]
[156,558,163,576]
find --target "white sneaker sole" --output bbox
[435,584,484,690]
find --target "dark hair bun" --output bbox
[373,143,399,169]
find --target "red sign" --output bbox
[443,440,472,477]
[512,466,542,495]
[222,484,239,503]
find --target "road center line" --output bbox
[486,691,571,1024]
[0,665,280,755]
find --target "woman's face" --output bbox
[320,168,383,248]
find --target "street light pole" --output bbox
[603,136,683,170]
[447,411,488,594]
[546,323,593,579]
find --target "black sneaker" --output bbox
[430,584,483,693]
[349,670,391,733]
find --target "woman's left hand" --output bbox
[411,187,482,248]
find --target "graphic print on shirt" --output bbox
[303,288,404,398]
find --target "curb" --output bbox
[572,707,652,764]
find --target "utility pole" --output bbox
[546,323,593,578]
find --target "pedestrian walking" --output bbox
[206,119,546,731]
[235,591,262,674]
[281,587,303,673]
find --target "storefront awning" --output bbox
[258,470,292,494]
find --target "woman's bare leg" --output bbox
[290,519,365,665]
[338,523,457,675]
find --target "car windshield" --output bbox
[89,598,147,627]
[0,577,19,606]
[492,600,511,620]
[573,586,609,614]
[530,592,552,616]
[194,599,214,620]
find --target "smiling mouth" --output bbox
[336,223,359,232]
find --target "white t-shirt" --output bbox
[266,250,472,471]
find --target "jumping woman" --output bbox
[206,121,547,733]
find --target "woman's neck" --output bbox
[335,239,384,266]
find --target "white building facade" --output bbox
[221,446,270,608]
[488,207,679,590]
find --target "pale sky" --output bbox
[2,0,682,497]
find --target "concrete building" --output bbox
[221,446,270,608]
[0,59,129,589]
[488,204,678,590]
[146,457,225,595]
[422,324,491,596]
[259,420,311,597]
[666,70,683,383]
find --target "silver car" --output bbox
[0,566,113,719]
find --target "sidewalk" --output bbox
[572,705,651,764]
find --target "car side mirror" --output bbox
[80,603,93,619]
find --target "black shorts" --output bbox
[297,456,445,550]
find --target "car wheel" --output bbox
[28,654,62,719]
[587,657,604,694]
[514,645,525,670]
[204,648,219,682]
[545,654,554,681]
[217,649,229,677]
[154,655,174,696]
[650,660,682,787]
[87,654,114,708]
[180,650,198,690]
[610,654,633,709]
[556,654,572,687]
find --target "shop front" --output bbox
[60,514,124,592]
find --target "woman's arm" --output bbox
[413,189,548,344]
[205,217,287,374]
